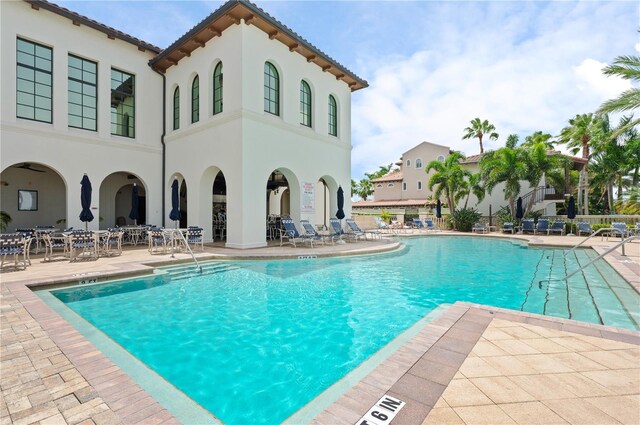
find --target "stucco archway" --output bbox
[198,166,227,243]
[99,172,147,229]
[0,162,67,230]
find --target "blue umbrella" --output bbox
[515,197,524,220]
[567,195,576,220]
[79,174,94,230]
[436,199,442,218]
[128,183,139,225]
[169,179,181,225]
[336,186,345,220]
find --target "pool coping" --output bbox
[2,234,638,424]
[309,302,640,425]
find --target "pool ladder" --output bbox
[169,229,202,274]
[562,235,639,281]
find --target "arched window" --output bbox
[402,182,407,191]
[328,95,337,136]
[376,184,383,188]
[415,159,423,168]
[191,75,200,123]
[213,62,223,115]
[406,159,411,167]
[417,181,423,190]
[173,87,180,130]
[437,155,445,162]
[264,62,279,115]
[300,81,312,127]
[388,183,395,188]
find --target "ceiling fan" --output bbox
[13,163,46,173]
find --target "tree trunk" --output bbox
[582,140,589,215]
[607,183,614,213]
[509,197,515,218]
[617,175,623,201]
[577,171,583,214]
[478,136,484,154]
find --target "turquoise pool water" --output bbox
[51,237,639,424]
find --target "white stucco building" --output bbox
[0,0,367,248]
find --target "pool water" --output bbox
[51,237,639,424]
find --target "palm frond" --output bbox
[597,89,640,114]
[602,55,640,81]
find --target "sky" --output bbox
[57,0,639,179]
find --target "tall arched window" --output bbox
[328,95,337,136]
[264,62,279,115]
[191,75,199,123]
[300,81,312,127]
[173,87,180,130]
[213,62,223,115]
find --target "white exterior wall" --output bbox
[164,22,353,248]
[0,1,163,230]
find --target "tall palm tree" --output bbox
[479,144,528,216]
[355,178,373,201]
[598,55,640,134]
[462,118,499,154]
[425,152,468,212]
[458,172,486,209]
[558,113,600,215]
[522,142,562,214]
[523,131,555,149]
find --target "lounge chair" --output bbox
[535,219,549,235]
[186,227,205,251]
[69,231,98,261]
[345,219,368,241]
[521,219,535,234]
[472,223,488,234]
[423,218,438,231]
[280,218,309,247]
[576,222,593,236]
[300,220,327,246]
[347,218,381,240]
[373,216,389,231]
[547,221,565,236]
[501,222,514,234]
[412,218,424,231]
[329,218,352,242]
[611,222,629,239]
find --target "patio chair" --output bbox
[101,228,124,256]
[412,218,424,231]
[472,223,488,234]
[535,219,549,235]
[279,219,308,247]
[0,233,29,270]
[148,228,169,254]
[521,219,535,234]
[42,233,69,262]
[329,218,352,242]
[300,220,327,246]
[634,223,640,236]
[345,219,368,241]
[373,216,389,231]
[186,227,205,251]
[501,222,514,234]
[576,222,593,236]
[547,221,565,236]
[69,231,98,261]
[611,222,629,239]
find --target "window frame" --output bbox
[16,37,53,123]
[406,159,411,168]
[328,95,338,136]
[110,67,135,138]
[415,158,423,168]
[300,80,312,127]
[173,86,180,130]
[402,182,407,191]
[213,62,223,115]
[264,62,279,116]
[417,181,423,190]
[68,54,97,131]
[437,155,445,162]
[191,75,200,123]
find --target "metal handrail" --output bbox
[169,229,202,273]
[563,235,639,281]
[564,227,625,256]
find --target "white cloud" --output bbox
[350,1,637,178]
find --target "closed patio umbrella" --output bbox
[169,179,181,227]
[336,186,345,220]
[567,195,576,220]
[436,199,442,218]
[79,174,94,230]
[128,183,139,225]
[515,197,524,221]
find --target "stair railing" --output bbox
[562,235,639,281]
[168,229,202,273]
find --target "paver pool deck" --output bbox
[1,232,638,424]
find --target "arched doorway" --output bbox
[179,180,188,228]
[266,170,290,218]
[212,171,227,240]
[99,172,147,229]
[0,163,66,230]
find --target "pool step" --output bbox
[164,262,238,281]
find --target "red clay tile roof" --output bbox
[371,171,403,183]
[352,199,434,207]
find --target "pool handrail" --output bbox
[168,228,202,273]
[562,235,639,281]
[564,227,625,256]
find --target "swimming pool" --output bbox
[48,237,639,424]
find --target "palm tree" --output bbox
[479,144,528,216]
[462,118,499,154]
[523,131,555,149]
[598,55,640,134]
[458,172,486,209]
[558,113,601,215]
[355,178,373,201]
[425,152,469,212]
[522,142,562,214]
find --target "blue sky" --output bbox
[57,1,638,179]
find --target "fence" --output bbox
[542,215,640,225]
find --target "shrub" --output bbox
[380,210,392,224]
[449,207,482,232]
[524,210,543,222]
[0,211,11,232]
[495,206,514,227]
[565,222,577,235]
